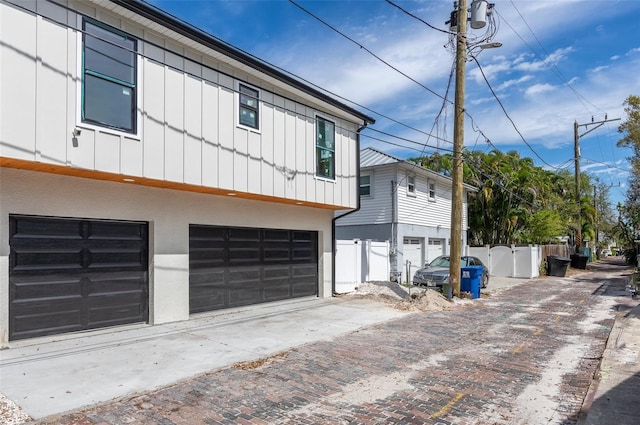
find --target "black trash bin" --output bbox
[547,255,571,277]
[570,254,588,270]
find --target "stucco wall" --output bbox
[0,168,332,344]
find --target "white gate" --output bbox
[335,240,390,293]
[467,245,541,278]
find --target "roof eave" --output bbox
[109,0,375,125]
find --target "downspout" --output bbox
[390,180,398,281]
[332,122,367,296]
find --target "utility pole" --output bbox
[448,0,496,296]
[449,0,468,297]
[573,116,620,254]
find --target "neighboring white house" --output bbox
[0,0,373,343]
[335,148,477,283]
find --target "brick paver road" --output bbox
[37,261,631,425]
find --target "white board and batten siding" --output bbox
[0,0,360,209]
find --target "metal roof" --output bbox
[360,147,401,168]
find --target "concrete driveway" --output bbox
[0,296,409,420]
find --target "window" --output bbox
[239,84,259,129]
[316,117,335,179]
[360,175,371,196]
[82,19,137,133]
[428,181,436,200]
[407,175,416,194]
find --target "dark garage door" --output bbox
[189,225,318,313]
[9,215,148,341]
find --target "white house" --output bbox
[0,0,373,343]
[335,148,476,283]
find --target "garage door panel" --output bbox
[264,286,290,301]
[12,276,83,301]
[228,288,263,307]
[86,221,146,240]
[189,247,226,268]
[88,299,146,325]
[12,302,83,339]
[9,215,149,341]
[86,249,147,270]
[190,289,226,313]
[11,249,84,272]
[12,217,84,240]
[228,227,261,241]
[292,264,318,278]
[189,225,317,313]
[87,273,147,296]
[228,247,261,264]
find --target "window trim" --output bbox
[315,115,336,181]
[78,17,141,137]
[360,174,372,197]
[236,82,261,132]
[407,174,416,196]
[428,180,436,201]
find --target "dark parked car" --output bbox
[412,255,489,288]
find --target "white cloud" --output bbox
[525,83,556,96]
[496,75,534,91]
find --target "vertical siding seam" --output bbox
[182,60,186,183]
[200,76,204,187]
[34,10,40,162]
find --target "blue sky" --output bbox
[147,0,640,206]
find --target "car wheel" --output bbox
[482,273,488,288]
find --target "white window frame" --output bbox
[407,174,416,196]
[360,174,372,197]
[236,81,261,132]
[76,16,142,139]
[428,180,436,201]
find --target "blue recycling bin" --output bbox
[461,266,483,299]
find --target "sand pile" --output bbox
[341,281,455,312]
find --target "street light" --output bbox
[476,41,502,50]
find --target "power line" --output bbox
[384,0,454,36]
[470,54,560,170]
[288,0,449,103]
[366,128,453,151]
[497,7,601,114]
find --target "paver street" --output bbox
[35,261,632,424]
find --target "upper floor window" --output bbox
[82,19,137,133]
[239,84,259,129]
[360,175,371,197]
[428,180,436,200]
[407,175,416,195]
[316,117,335,180]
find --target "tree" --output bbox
[411,149,578,246]
[616,95,640,263]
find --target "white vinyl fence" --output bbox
[335,240,390,293]
[467,245,541,278]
